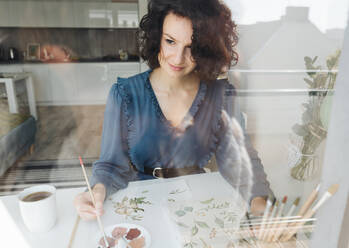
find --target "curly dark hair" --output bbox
[137,0,238,82]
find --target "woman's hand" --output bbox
[74,183,106,220]
[250,196,267,216]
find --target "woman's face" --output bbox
[158,12,196,79]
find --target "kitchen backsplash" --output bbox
[0,28,138,61]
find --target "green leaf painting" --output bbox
[199,237,210,248]
[191,225,199,236]
[113,196,151,221]
[169,189,186,194]
[177,221,189,228]
[200,198,214,204]
[184,206,194,212]
[214,216,224,228]
[175,210,186,217]
[195,220,209,229]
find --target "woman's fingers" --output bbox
[93,184,106,215]
[73,184,106,220]
[79,210,99,221]
[74,195,95,220]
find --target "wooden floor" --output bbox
[29,105,105,161]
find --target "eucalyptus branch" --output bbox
[291,50,340,180]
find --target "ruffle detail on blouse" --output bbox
[115,77,139,170]
[187,82,207,121]
[197,82,226,168]
[144,76,163,120]
[145,75,207,132]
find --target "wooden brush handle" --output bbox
[67,215,80,248]
[282,209,314,241]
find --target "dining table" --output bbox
[0,172,309,248]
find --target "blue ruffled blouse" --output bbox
[90,70,272,201]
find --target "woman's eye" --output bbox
[165,39,174,44]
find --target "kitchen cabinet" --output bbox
[75,63,139,104]
[106,2,139,28]
[140,61,149,73]
[107,62,140,92]
[1,1,138,28]
[48,64,78,104]
[138,0,147,22]
[75,63,109,103]
[42,2,74,28]
[0,65,23,73]
[73,2,110,28]
[0,2,10,27]
[74,2,138,28]
[22,64,52,103]
[9,1,46,27]
[1,62,140,105]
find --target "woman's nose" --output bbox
[173,47,185,64]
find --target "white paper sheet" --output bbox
[74,179,192,248]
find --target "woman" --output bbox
[74,0,272,220]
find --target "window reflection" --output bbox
[0,0,347,246]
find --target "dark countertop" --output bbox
[0,55,140,64]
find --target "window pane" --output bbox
[0,0,348,247]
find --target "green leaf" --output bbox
[177,221,189,228]
[191,225,199,236]
[312,56,318,64]
[184,206,193,212]
[215,216,224,228]
[142,190,148,194]
[175,210,186,217]
[292,124,309,137]
[304,78,314,87]
[302,110,313,124]
[304,56,312,65]
[200,198,214,204]
[199,238,209,248]
[195,220,209,228]
[313,73,328,88]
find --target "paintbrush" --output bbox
[285,197,300,217]
[79,156,110,248]
[257,195,273,240]
[298,184,320,216]
[272,197,300,241]
[262,200,278,241]
[282,184,339,241]
[267,196,287,242]
[283,184,320,233]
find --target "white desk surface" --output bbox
[0,172,237,248]
[0,172,309,248]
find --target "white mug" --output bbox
[18,185,57,232]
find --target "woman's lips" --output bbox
[169,63,184,71]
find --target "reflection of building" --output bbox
[237,6,343,70]
[230,6,345,199]
[326,28,345,49]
